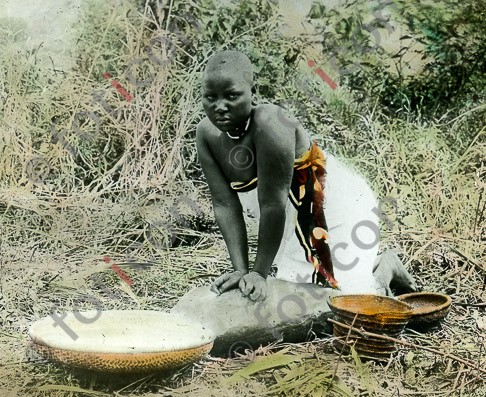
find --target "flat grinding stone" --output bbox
[170,278,339,356]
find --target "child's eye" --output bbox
[204,94,216,101]
[227,93,239,100]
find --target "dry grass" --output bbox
[1,0,485,396]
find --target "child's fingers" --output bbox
[210,282,221,295]
[219,279,235,292]
[249,285,266,301]
[211,280,222,291]
[239,278,253,296]
[249,290,262,301]
[210,274,229,294]
[220,272,243,293]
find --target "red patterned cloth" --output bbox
[290,141,338,289]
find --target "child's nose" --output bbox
[214,100,228,112]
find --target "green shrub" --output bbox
[309,0,485,118]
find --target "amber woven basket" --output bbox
[29,310,215,373]
[29,341,213,373]
[329,295,413,360]
[397,292,452,330]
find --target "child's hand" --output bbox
[239,271,267,302]
[210,270,246,295]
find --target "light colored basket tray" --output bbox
[29,310,215,373]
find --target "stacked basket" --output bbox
[329,295,414,360]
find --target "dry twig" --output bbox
[328,319,486,375]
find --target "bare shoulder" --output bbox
[252,104,301,148]
[253,104,300,136]
[196,117,219,147]
[253,103,284,124]
[196,117,212,139]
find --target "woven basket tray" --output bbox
[29,310,215,373]
[397,292,452,328]
[328,295,413,359]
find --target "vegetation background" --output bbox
[0,0,484,395]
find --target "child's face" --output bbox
[202,70,252,132]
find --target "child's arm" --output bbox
[254,106,296,275]
[196,120,249,293]
[238,105,297,299]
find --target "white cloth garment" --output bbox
[237,153,380,294]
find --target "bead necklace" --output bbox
[226,115,252,140]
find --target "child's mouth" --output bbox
[215,118,232,126]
